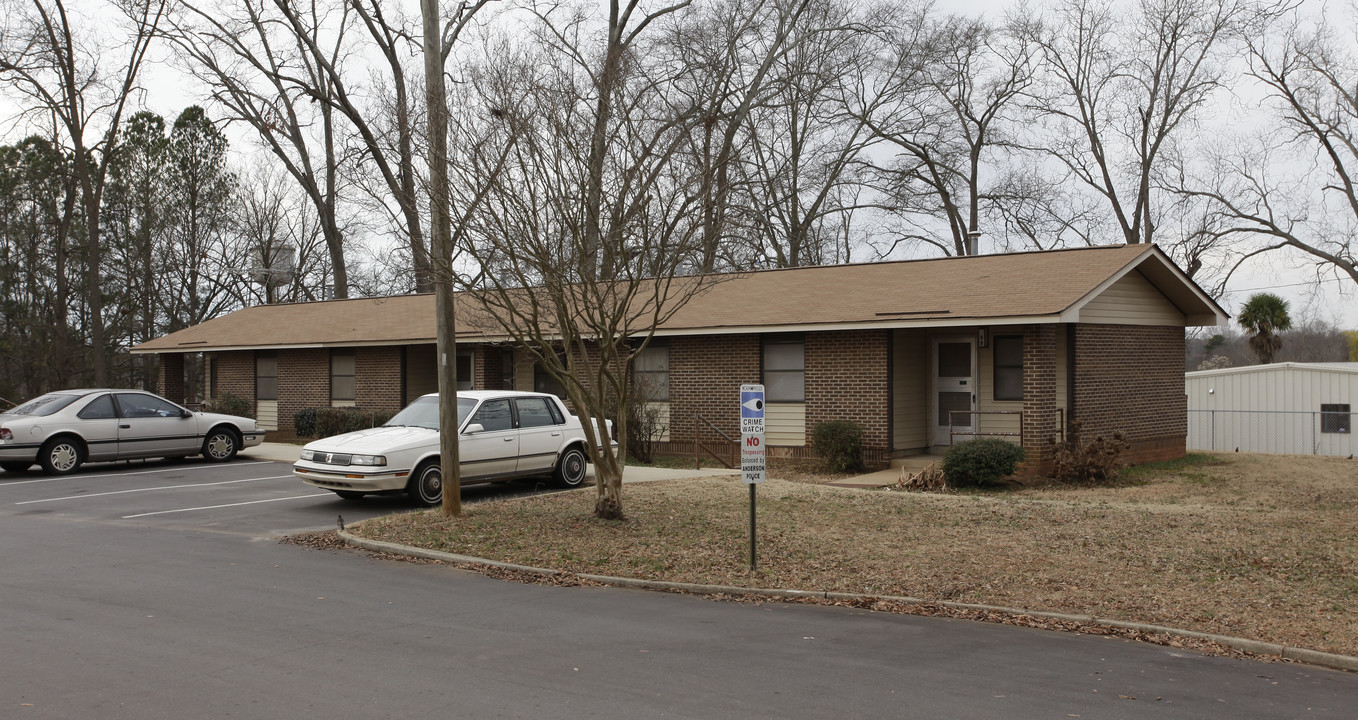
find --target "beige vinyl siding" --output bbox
[1080,271,1186,325]
[645,401,671,442]
[256,400,279,431]
[766,402,806,446]
[515,355,535,394]
[405,345,437,403]
[892,330,928,451]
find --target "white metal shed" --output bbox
[1185,362,1356,456]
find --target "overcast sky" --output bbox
[4,0,1354,332]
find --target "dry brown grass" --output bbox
[348,451,1358,657]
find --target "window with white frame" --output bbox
[993,335,1024,402]
[763,336,805,402]
[633,345,669,402]
[331,350,356,405]
[255,352,277,401]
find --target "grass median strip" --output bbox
[346,452,1358,658]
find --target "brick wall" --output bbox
[1072,324,1186,464]
[158,354,185,404]
[210,351,255,406]
[663,330,891,455]
[1020,325,1060,473]
[279,349,329,433]
[667,334,762,444]
[806,330,890,450]
[353,347,404,415]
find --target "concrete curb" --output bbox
[337,532,1358,674]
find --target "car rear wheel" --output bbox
[39,437,84,476]
[1,462,32,473]
[334,491,365,501]
[408,462,442,506]
[201,427,239,463]
[553,446,588,488]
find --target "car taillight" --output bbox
[0,428,11,441]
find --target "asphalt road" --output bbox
[2,457,1356,719]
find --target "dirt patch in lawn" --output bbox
[342,452,1358,657]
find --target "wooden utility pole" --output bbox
[422,0,461,516]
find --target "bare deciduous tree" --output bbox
[1179,7,1358,294]
[0,0,168,384]
[736,0,881,267]
[1018,0,1245,251]
[171,0,351,299]
[444,0,825,520]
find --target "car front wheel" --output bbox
[408,462,442,506]
[39,437,84,476]
[201,428,239,463]
[553,446,588,488]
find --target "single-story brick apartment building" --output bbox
[133,244,1226,469]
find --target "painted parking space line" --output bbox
[122,493,331,519]
[15,474,295,505]
[0,461,275,488]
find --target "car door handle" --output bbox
[119,424,131,429]
[503,437,514,442]
[551,432,561,437]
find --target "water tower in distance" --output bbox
[250,245,296,304]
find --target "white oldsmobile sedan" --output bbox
[293,390,610,506]
[0,389,265,475]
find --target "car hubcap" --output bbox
[51,445,77,472]
[422,468,441,502]
[208,434,233,459]
[565,453,584,483]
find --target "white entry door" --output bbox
[933,338,977,445]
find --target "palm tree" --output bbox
[1238,293,1292,364]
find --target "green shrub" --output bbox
[307,407,395,438]
[943,438,1026,487]
[812,420,866,474]
[213,391,253,418]
[293,408,318,438]
[1049,420,1130,484]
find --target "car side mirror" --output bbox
[463,423,485,434]
[181,409,194,418]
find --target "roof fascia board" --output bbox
[131,315,1072,353]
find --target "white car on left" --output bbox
[0,389,265,475]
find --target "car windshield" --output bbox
[4,392,82,417]
[383,396,477,431]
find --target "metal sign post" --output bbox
[740,384,765,571]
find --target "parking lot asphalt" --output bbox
[5,455,1358,719]
[0,454,578,536]
[0,445,731,539]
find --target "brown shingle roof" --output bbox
[132,244,1224,353]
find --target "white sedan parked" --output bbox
[293,390,610,505]
[0,389,265,475]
